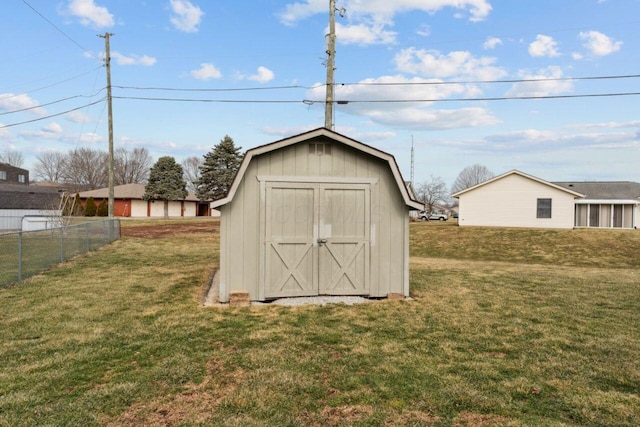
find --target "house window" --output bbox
[309,143,332,155]
[0,171,6,180]
[537,198,552,218]
[18,174,26,183]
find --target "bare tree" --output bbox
[0,151,24,168]
[451,164,494,194]
[416,175,448,213]
[114,147,152,185]
[33,151,66,183]
[63,148,108,191]
[181,156,202,193]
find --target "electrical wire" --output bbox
[0,89,107,116]
[338,74,640,86]
[1,66,105,96]
[21,0,100,60]
[113,84,322,92]
[112,96,303,103]
[110,73,640,93]
[110,91,640,105]
[0,99,105,129]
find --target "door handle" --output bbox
[317,238,328,244]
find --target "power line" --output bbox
[113,96,302,103]
[0,89,107,116]
[3,66,104,95]
[339,74,640,86]
[113,84,320,92]
[110,73,640,94]
[110,91,640,105]
[21,0,100,60]
[0,99,105,129]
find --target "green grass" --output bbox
[1,219,639,426]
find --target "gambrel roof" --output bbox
[212,127,423,210]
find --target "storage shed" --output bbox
[212,128,422,303]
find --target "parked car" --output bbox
[418,210,448,221]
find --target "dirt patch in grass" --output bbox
[104,357,243,426]
[121,220,218,239]
[452,411,511,426]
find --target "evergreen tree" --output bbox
[84,197,97,216]
[143,156,188,218]
[97,199,108,217]
[196,135,242,201]
[73,193,84,216]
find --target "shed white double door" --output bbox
[263,181,371,299]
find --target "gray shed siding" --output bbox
[218,134,411,302]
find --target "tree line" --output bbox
[17,134,243,203]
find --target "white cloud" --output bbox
[366,107,499,130]
[42,122,63,134]
[528,34,560,57]
[506,66,573,98]
[169,0,204,33]
[482,128,638,151]
[578,30,622,56]
[65,110,93,123]
[278,0,492,38]
[0,93,46,116]
[336,22,397,45]
[483,37,502,50]
[65,0,114,28]
[247,66,275,83]
[566,120,640,130]
[112,51,157,66]
[394,48,507,81]
[277,0,327,26]
[190,63,222,80]
[305,75,498,130]
[416,24,431,37]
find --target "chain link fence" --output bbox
[0,219,120,288]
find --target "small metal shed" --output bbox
[212,128,422,302]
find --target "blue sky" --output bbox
[2,0,639,188]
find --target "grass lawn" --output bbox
[0,219,638,426]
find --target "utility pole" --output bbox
[324,0,336,129]
[99,33,115,219]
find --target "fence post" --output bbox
[18,231,23,283]
[60,226,64,263]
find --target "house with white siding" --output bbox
[453,170,640,229]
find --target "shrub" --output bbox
[84,197,97,216]
[73,193,84,216]
[97,199,108,217]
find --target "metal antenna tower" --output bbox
[410,135,415,187]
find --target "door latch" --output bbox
[317,238,328,244]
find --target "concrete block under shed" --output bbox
[387,293,405,300]
[229,290,251,307]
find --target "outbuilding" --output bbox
[212,128,422,303]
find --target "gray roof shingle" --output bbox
[553,181,640,200]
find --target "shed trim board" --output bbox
[259,179,371,300]
[215,128,418,302]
